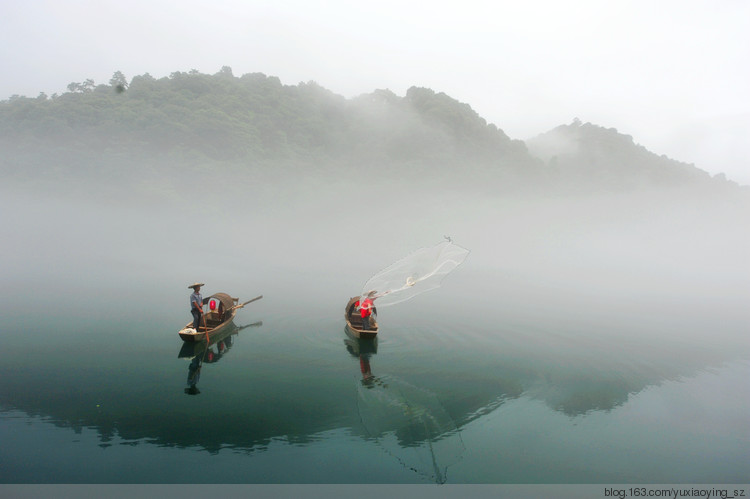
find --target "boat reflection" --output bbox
[344,326,378,383]
[344,328,464,484]
[181,321,263,395]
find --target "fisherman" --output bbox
[355,290,377,331]
[189,282,205,331]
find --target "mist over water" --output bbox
[3,175,748,363]
[1,167,748,483]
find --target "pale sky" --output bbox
[2,0,748,184]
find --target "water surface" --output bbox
[1,188,748,483]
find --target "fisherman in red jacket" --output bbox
[355,291,377,330]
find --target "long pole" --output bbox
[228,295,263,312]
[202,306,209,342]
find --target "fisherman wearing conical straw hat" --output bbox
[188,282,205,331]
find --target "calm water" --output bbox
[1,189,749,483]
[1,266,748,484]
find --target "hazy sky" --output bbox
[2,0,748,183]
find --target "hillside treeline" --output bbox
[0,67,537,187]
[526,120,731,191]
[0,67,740,197]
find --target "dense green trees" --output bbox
[0,68,735,196]
[1,68,535,184]
[525,121,719,190]
[109,71,128,93]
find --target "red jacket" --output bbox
[355,298,373,318]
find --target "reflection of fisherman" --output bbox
[344,332,381,388]
[184,330,237,395]
[189,282,204,331]
[358,352,387,389]
[355,290,377,330]
[185,356,202,395]
[360,353,374,384]
[345,338,375,385]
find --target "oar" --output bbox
[237,321,263,332]
[228,295,263,312]
[202,311,209,343]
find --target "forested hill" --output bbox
[0,67,740,196]
[526,120,731,190]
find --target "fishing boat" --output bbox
[345,296,379,339]
[346,238,470,338]
[178,293,262,342]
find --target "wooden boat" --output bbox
[178,320,263,358]
[345,296,379,339]
[344,326,378,356]
[179,294,262,342]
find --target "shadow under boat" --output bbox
[344,326,378,355]
[181,320,263,396]
[179,320,263,359]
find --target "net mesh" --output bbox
[360,240,470,307]
[357,374,465,484]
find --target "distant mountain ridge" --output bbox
[525,119,732,190]
[0,68,741,194]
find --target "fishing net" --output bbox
[356,375,465,484]
[360,240,470,307]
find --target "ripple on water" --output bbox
[373,314,513,354]
[250,307,528,367]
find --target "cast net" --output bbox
[356,374,465,484]
[360,239,470,307]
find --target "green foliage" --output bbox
[526,121,719,191]
[0,69,732,196]
[1,69,532,184]
[109,71,128,93]
[66,79,96,93]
